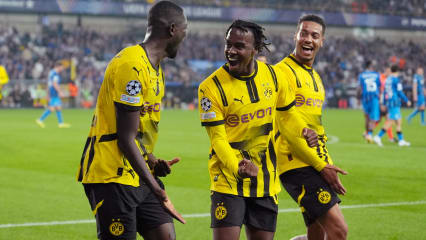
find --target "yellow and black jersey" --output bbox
[275,54,332,174]
[198,60,305,197]
[77,44,165,187]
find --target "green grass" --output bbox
[0,108,425,240]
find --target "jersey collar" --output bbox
[222,61,258,81]
[289,54,313,72]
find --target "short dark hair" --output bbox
[298,14,326,34]
[148,1,184,28]
[226,19,270,53]
[365,60,372,69]
[391,65,399,73]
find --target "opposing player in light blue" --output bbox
[407,67,425,125]
[36,62,70,128]
[374,65,411,147]
[358,60,381,143]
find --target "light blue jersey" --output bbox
[384,75,408,108]
[359,70,381,121]
[413,73,425,106]
[48,69,61,98]
[359,70,381,102]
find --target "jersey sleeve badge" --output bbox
[126,80,142,96]
[200,97,212,111]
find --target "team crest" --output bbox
[263,83,273,99]
[126,80,141,96]
[317,188,331,204]
[109,219,124,236]
[200,97,212,111]
[215,202,227,220]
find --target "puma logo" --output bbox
[234,96,244,104]
[132,67,142,76]
[200,89,205,95]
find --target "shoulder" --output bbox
[199,66,227,88]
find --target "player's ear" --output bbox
[169,23,176,37]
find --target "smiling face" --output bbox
[224,27,257,76]
[293,21,324,67]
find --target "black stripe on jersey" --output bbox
[319,136,329,163]
[213,76,228,106]
[288,55,318,92]
[237,179,244,196]
[229,123,273,150]
[268,139,277,182]
[240,150,257,197]
[277,100,295,111]
[274,131,281,141]
[78,137,92,181]
[99,133,117,142]
[86,136,97,175]
[259,150,270,196]
[114,102,142,112]
[201,120,225,126]
[266,64,278,92]
[246,78,260,103]
[219,166,232,189]
[284,62,302,88]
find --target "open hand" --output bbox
[320,164,348,195]
[154,157,180,177]
[155,189,186,224]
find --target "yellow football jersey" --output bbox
[77,44,164,187]
[198,60,303,197]
[275,54,333,174]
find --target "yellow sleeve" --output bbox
[0,66,9,85]
[276,109,327,172]
[274,65,326,172]
[205,125,240,177]
[112,61,144,108]
[198,81,240,178]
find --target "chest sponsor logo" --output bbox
[120,94,140,104]
[225,107,272,127]
[141,102,161,114]
[295,94,323,108]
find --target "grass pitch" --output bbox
[0,108,425,240]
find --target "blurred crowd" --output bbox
[119,0,426,17]
[0,21,425,109]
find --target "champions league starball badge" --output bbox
[126,80,141,96]
[200,97,212,111]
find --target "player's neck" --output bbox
[141,40,167,69]
[292,52,314,68]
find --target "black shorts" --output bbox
[210,191,278,232]
[83,178,173,240]
[280,167,341,226]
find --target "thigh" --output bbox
[211,191,245,228]
[388,107,400,120]
[136,179,174,238]
[84,183,140,240]
[369,99,380,121]
[317,204,346,233]
[280,167,340,226]
[245,196,278,233]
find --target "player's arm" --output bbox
[276,108,326,171]
[146,152,180,177]
[116,103,165,197]
[199,84,257,178]
[396,81,410,106]
[412,80,418,103]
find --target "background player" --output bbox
[358,60,381,143]
[374,65,411,147]
[198,19,318,240]
[36,61,70,128]
[406,67,425,125]
[0,63,9,103]
[77,1,187,239]
[275,15,348,240]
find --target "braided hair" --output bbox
[226,19,270,53]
